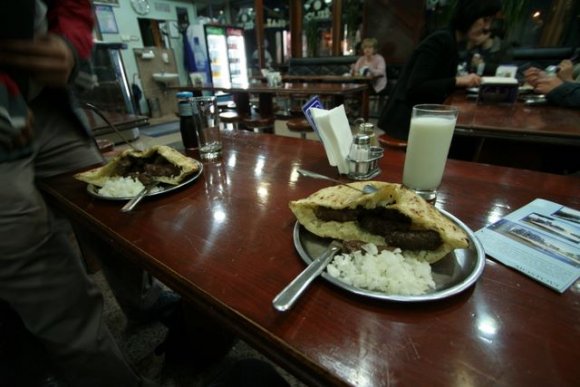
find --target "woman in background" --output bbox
[378,0,502,140]
[352,38,387,94]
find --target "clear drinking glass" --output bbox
[402,104,459,203]
[192,96,222,160]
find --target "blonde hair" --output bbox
[361,38,378,50]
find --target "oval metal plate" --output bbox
[292,209,486,302]
[86,159,203,200]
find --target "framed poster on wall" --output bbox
[95,5,118,34]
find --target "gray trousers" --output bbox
[0,91,156,386]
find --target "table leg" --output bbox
[234,93,251,119]
[259,94,274,118]
[361,89,369,120]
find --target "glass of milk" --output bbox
[402,104,459,203]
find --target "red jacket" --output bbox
[0,0,95,157]
[46,0,95,60]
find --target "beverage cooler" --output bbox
[204,25,249,88]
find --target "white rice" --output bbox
[326,243,436,295]
[98,177,145,198]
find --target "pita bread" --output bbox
[289,181,469,263]
[74,145,199,187]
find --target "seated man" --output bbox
[524,59,580,108]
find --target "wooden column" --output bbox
[290,0,303,58]
[332,0,343,56]
[255,0,265,68]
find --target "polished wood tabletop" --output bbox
[40,131,580,387]
[448,91,580,145]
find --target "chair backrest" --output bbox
[288,56,357,76]
[512,46,578,69]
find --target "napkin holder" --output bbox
[477,76,519,105]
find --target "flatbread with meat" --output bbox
[289,181,469,263]
[74,145,199,187]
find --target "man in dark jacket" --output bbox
[378,0,502,140]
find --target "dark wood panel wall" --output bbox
[252,0,425,63]
[365,0,426,64]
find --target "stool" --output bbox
[242,116,275,134]
[378,133,407,149]
[286,118,313,139]
[219,111,240,130]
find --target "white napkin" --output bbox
[481,76,518,85]
[310,105,353,174]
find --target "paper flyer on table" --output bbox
[475,199,580,293]
[301,95,324,136]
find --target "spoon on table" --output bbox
[273,240,342,311]
[296,169,378,194]
[121,185,155,212]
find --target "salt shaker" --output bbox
[349,133,371,161]
[358,121,378,146]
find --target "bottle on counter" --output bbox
[176,91,198,150]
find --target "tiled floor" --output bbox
[93,270,306,387]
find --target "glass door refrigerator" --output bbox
[204,25,249,88]
[225,26,249,87]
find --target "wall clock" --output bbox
[131,0,150,16]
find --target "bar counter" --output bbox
[40,131,580,387]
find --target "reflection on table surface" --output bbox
[40,131,580,387]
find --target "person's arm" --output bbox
[557,60,574,82]
[47,0,94,60]
[545,81,580,108]
[0,0,93,159]
[368,55,386,79]
[0,0,94,88]
[352,57,363,74]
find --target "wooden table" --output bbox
[447,91,580,145]
[40,131,580,387]
[172,82,369,120]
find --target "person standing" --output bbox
[0,1,156,385]
[378,0,502,140]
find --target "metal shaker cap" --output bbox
[353,133,371,146]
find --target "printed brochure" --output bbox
[475,199,580,293]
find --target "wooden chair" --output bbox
[286,118,313,139]
[242,115,275,134]
[378,133,407,149]
[219,111,240,130]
